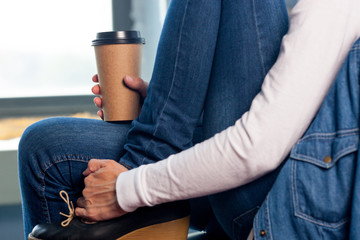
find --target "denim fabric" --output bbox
[253,39,360,239]
[18,118,132,236]
[202,0,288,238]
[122,0,288,237]
[18,0,289,239]
[121,0,221,167]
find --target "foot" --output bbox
[28,201,190,240]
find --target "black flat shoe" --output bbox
[28,200,190,240]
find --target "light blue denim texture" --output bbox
[253,39,360,239]
[18,0,288,239]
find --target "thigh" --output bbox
[203,0,288,137]
[122,0,222,165]
[203,0,288,238]
[18,117,131,233]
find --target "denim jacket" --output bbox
[253,39,360,239]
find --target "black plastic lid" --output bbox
[92,31,145,46]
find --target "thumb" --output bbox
[124,75,148,99]
[83,159,105,176]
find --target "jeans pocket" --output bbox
[290,132,358,228]
[232,206,259,240]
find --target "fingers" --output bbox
[75,197,91,220]
[92,74,99,83]
[82,168,93,177]
[93,75,148,97]
[97,110,104,120]
[75,197,126,222]
[93,96,102,108]
[83,159,114,176]
[75,207,93,221]
[123,75,148,99]
[91,75,103,119]
[76,159,129,222]
[92,75,147,120]
[76,196,86,208]
[92,84,101,95]
[93,96,103,120]
[83,159,100,176]
[75,204,123,222]
[92,85,101,109]
[83,159,104,176]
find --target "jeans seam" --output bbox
[291,158,298,229]
[254,213,259,240]
[42,156,90,173]
[39,155,92,223]
[298,128,359,142]
[38,171,50,224]
[265,196,273,240]
[118,159,133,170]
[141,0,191,164]
[355,46,360,84]
[251,0,266,78]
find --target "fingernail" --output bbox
[125,75,133,82]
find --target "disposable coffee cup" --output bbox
[92,31,145,121]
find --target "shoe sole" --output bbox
[117,216,190,240]
[28,216,190,240]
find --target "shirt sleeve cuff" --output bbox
[115,169,140,213]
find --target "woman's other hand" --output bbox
[91,74,149,120]
[75,159,128,222]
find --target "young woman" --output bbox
[20,0,360,239]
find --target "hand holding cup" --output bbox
[92,74,149,120]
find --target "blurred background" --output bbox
[0,0,297,239]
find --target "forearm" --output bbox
[116,0,360,212]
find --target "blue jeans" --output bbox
[18,0,288,239]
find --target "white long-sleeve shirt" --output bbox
[116,0,360,213]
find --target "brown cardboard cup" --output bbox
[92,31,145,121]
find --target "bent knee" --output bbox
[20,118,56,149]
[18,118,69,162]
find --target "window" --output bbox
[0,0,169,99]
[0,0,169,150]
[0,0,112,98]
